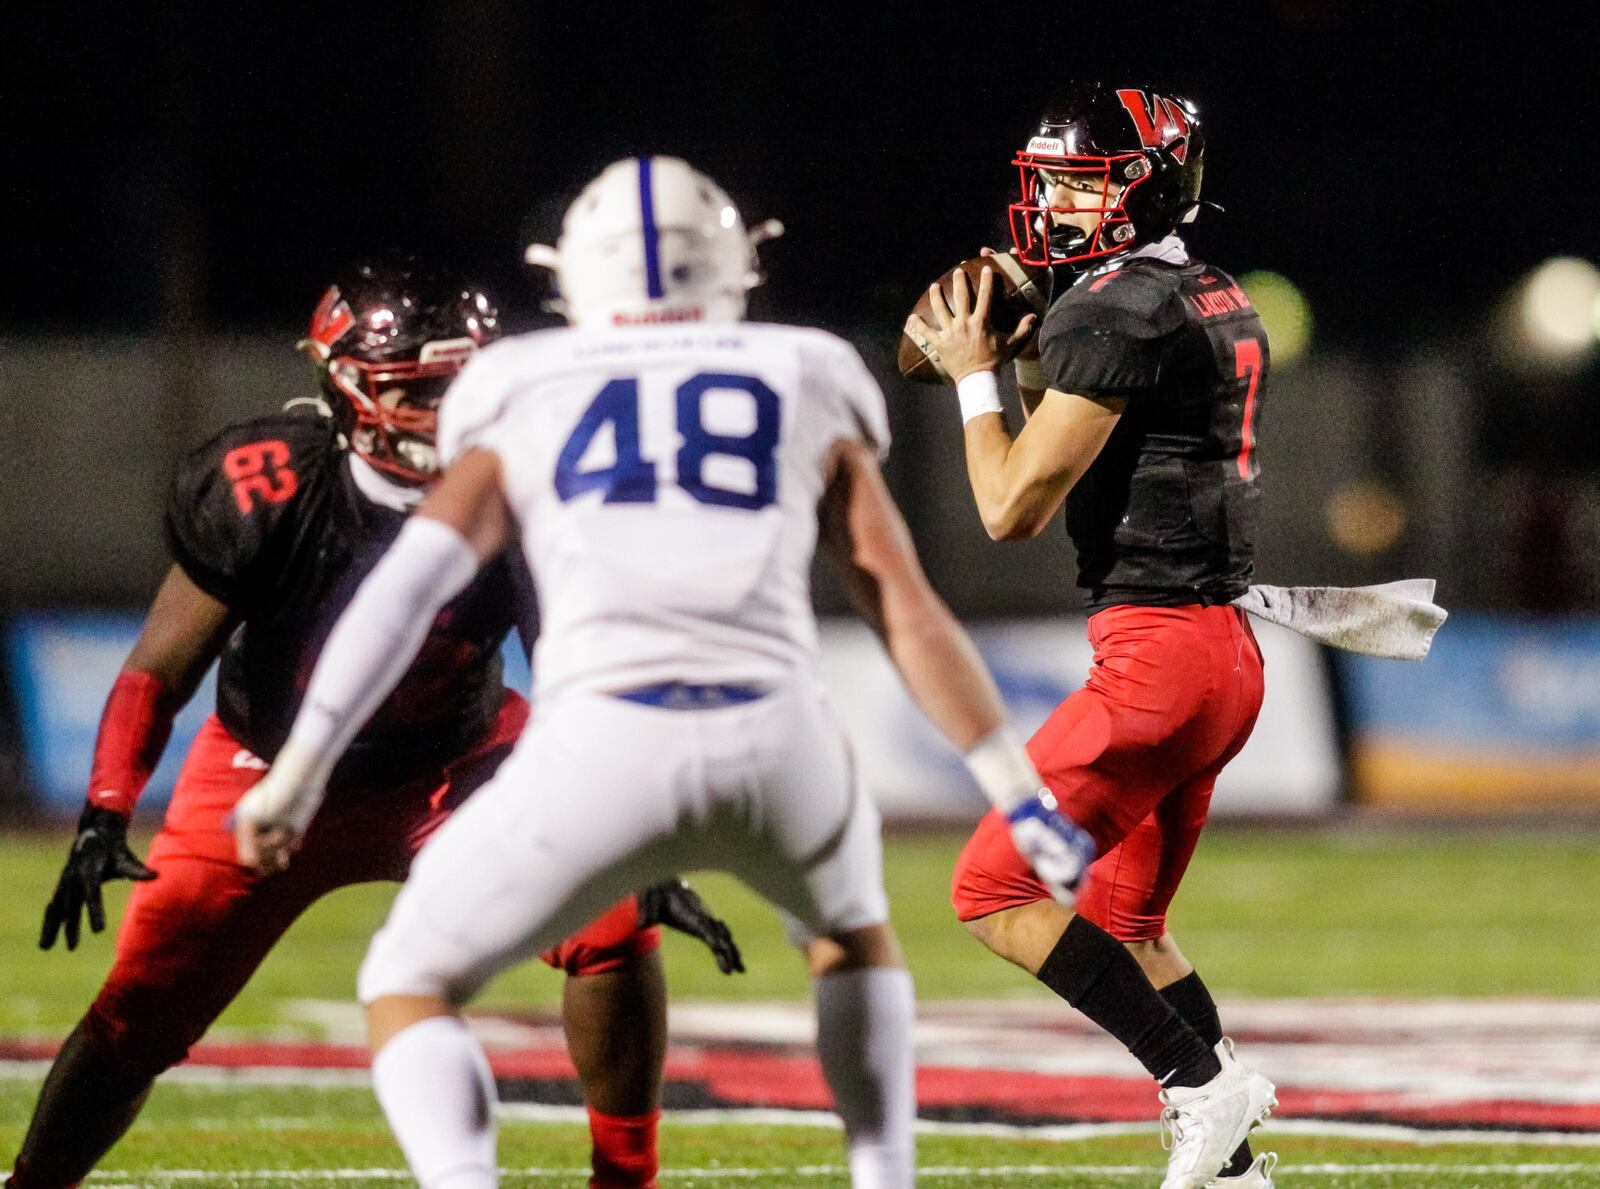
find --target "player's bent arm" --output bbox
[817,438,1007,754]
[90,566,236,816]
[816,439,1096,901]
[126,565,238,692]
[413,448,517,563]
[38,567,237,950]
[234,450,515,867]
[960,378,1125,542]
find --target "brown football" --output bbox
[898,252,1053,384]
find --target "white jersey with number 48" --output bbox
[438,321,890,703]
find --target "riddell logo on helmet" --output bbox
[1115,90,1191,163]
[613,307,705,325]
[1026,136,1066,156]
[418,338,477,365]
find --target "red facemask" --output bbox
[1007,142,1152,269]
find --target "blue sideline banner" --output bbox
[1337,613,1600,807]
[3,613,531,815]
[7,612,1339,820]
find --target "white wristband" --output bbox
[956,370,1004,425]
[963,725,1044,814]
[1014,355,1046,391]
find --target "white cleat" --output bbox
[1208,1151,1279,1187]
[1157,1038,1277,1189]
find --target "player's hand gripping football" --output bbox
[905,263,1039,384]
[639,878,746,974]
[40,805,157,951]
[1006,791,1097,908]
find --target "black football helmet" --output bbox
[1009,82,1205,270]
[300,260,501,484]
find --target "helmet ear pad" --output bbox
[1121,137,1203,243]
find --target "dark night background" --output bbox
[5,2,1595,338]
[1,0,1597,615]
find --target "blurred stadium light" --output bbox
[1325,478,1407,556]
[1504,256,1600,368]
[1239,270,1312,366]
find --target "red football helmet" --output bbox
[1009,83,1205,270]
[301,260,500,484]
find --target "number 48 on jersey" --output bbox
[555,371,780,511]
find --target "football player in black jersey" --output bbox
[9,262,741,1189]
[909,85,1279,1188]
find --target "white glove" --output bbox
[963,726,1098,907]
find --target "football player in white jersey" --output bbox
[232,156,1097,1189]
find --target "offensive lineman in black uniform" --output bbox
[910,85,1279,1188]
[10,262,740,1189]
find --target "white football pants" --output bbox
[357,676,889,1005]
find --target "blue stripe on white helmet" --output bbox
[636,156,665,300]
[524,156,783,327]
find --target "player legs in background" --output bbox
[552,881,742,1188]
[9,864,317,1189]
[540,901,669,1187]
[8,738,371,1189]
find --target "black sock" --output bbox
[1160,970,1223,1045]
[1162,970,1253,1176]
[1036,917,1221,1089]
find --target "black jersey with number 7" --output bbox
[1038,255,1268,612]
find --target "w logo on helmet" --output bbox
[307,287,355,355]
[1115,89,1191,163]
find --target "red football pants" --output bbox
[82,691,660,1076]
[952,604,1264,941]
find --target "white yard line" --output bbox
[72,1164,1600,1181]
[5,1081,1595,1150]
[500,1101,1600,1147]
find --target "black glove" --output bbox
[638,878,745,975]
[40,805,157,951]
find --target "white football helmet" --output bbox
[525,156,782,327]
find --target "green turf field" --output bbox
[3,823,1598,1036]
[2,1080,1599,1187]
[4,824,1600,1184]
